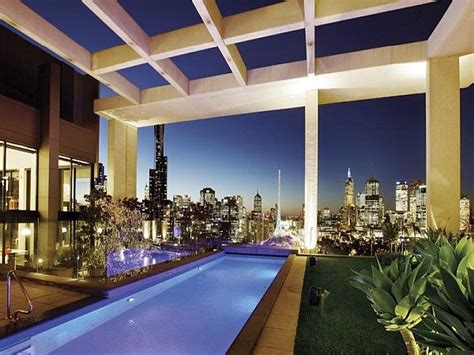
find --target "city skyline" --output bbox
[99,85,474,215]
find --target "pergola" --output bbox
[1,0,473,247]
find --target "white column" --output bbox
[304,89,318,249]
[108,119,137,199]
[426,56,460,232]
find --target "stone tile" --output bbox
[33,293,74,305]
[270,302,300,317]
[257,327,296,351]
[265,313,298,331]
[275,291,301,304]
[253,345,293,355]
[237,316,266,342]
[227,339,255,355]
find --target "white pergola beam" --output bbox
[0,0,141,104]
[82,0,189,96]
[314,0,435,26]
[304,0,316,75]
[88,0,433,76]
[428,0,474,57]
[193,0,247,86]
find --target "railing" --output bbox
[6,270,33,322]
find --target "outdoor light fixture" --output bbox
[127,297,135,303]
[38,258,43,264]
[97,227,103,234]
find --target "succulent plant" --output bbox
[413,236,474,352]
[348,256,433,354]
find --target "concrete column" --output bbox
[108,119,137,199]
[304,89,318,249]
[426,56,460,232]
[37,63,60,261]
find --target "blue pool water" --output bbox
[17,254,285,355]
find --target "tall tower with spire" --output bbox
[148,125,168,221]
[274,168,282,236]
[253,190,262,219]
[344,168,356,228]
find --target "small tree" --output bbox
[78,190,150,278]
[382,215,400,253]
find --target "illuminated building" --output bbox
[416,185,427,231]
[0,26,99,266]
[365,178,381,226]
[356,193,366,227]
[200,187,216,207]
[148,125,168,221]
[253,190,262,219]
[409,180,424,223]
[460,196,471,231]
[395,181,409,212]
[343,168,356,228]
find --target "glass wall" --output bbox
[0,142,37,211]
[0,141,38,269]
[58,156,92,212]
[57,157,92,277]
[0,221,36,267]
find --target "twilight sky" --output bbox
[15,0,473,215]
[99,85,474,215]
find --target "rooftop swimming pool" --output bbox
[1,254,286,355]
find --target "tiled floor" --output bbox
[254,256,306,355]
[0,280,88,327]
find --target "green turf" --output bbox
[294,256,406,355]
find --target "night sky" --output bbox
[11,0,473,215]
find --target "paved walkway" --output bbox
[0,280,88,327]
[253,256,306,354]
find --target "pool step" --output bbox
[0,339,31,355]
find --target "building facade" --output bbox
[343,168,356,228]
[460,196,471,232]
[395,181,409,213]
[200,187,216,207]
[365,178,382,227]
[0,26,99,269]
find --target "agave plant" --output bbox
[348,256,433,355]
[413,236,474,352]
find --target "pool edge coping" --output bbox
[226,254,296,355]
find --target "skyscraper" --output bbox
[343,168,355,228]
[416,185,427,231]
[460,196,471,231]
[356,192,366,227]
[409,180,424,224]
[253,191,262,219]
[395,181,409,213]
[148,125,168,221]
[365,178,381,226]
[200,187,216,207]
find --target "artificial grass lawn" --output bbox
[294,256,406,355]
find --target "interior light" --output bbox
[20,227,32,237]
[61,227,67,233]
